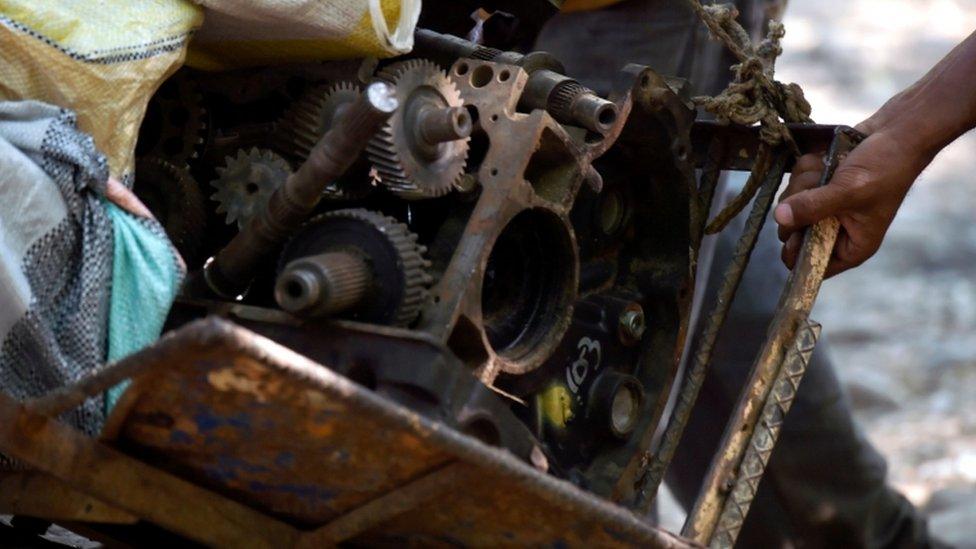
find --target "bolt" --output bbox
[619,306,646,343]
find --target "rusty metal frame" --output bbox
[0,318,698,548]
[676,126,865,546]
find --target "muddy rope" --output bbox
[688,1,813,233]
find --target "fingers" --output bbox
[793,153,824,175]
[774,177,855,236]
[105,177,155,219]
[778,170,823,241]
[781,232,802,269]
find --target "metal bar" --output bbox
[26,326,206,418]
[691,136,727,248]
[0,389,301,548]
[0,472,138,524]
[690,121,839,171]
[709,319,821,548]
[704,145,773,234]
[683,127,864,543]
[300,462,471,546]
[203,82,397,298]
[633,146,789,512]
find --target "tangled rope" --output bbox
[688,1,814,233]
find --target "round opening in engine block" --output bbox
[481,208,577,370]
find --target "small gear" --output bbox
[136,71,208,165]
[133,157,206,261]
[273,82,372,199]
[277,208,433,326]
[210,148,292,229]
[367,59,470,199]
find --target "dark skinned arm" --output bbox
[775,30,976,277]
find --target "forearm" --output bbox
[860,29,976,159]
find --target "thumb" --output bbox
[774,181,851,231]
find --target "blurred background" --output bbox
[660,1,976,543]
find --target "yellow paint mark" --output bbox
[538,384,574,428]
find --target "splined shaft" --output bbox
[275,251,371,317]
[204,82,397,299]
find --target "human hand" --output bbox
[774,128,931,277]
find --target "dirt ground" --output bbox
[660,0,976,543]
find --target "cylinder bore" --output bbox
[481,208,577,371]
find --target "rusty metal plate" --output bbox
[101,318,692,547]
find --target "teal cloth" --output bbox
[104,202,182,411]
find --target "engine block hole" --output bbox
[470,65,494,88]
[482,209,575,368]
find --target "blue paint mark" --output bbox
[247,481,337,504]
[502,531,515,540]
[203,465,238,483]
[551,539,569,549]
[169,429,193,445]
[192,408,253,435]
[274,451,296,469]
[217,455,271,475]
[193,409,221,433]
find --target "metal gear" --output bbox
[133,157,206,261]
[274,82,361,162]
[367,59,471,198]
[136,71,207,165]
[210,148,292,229]
[277,208,432,326]
[273,82,373,200]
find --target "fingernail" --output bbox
[774,203,794,226]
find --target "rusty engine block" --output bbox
[142,20,702,507]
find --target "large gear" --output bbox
[210,148,292,229]
[367,59,470,198]
[133,156,206,262]
[136,71,207,165]
[274,82,361,163]
[272,82,372,200]
[277,208,432,326]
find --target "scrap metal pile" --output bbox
[143,26,697,504]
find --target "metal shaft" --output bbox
[418,106,472,145]
[709,319,821,549]
[634,146,788,512]
[275,251,371,317]
[204,82,397,298]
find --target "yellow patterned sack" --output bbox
[0,0,419,180]
[0,1,203,180]
[188,0,420,70]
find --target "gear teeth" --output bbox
[133,156,206,262]
[210,148,292,229]
[368,59,469,199]
[139,71,208,165]
[281,208,433,326]
[273,81,366,199]
[548,80,587,124]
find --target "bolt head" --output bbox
[619,307,646,342]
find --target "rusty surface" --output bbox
[0,384,300,548]
[633,147,789,512]
[89,317,698,547]
[683,127,865,543]
[710,320,821,549]
[690,121,839,171]
[0,472,137,524]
